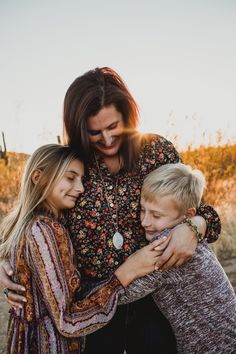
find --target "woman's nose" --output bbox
[102,130,113,146]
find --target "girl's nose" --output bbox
[75,180,84,194]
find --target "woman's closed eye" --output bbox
[88,130,100,136]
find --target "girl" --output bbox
[0,144,164,354]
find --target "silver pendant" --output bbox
[113,231,124,250]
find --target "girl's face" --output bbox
[87,104,125,158]
[46,159,84,215]
[140,195,185,241]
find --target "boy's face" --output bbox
[140,195,185,241]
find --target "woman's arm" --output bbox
[0,260,26,309]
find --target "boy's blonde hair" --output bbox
[142,163,205,211]
[0,144,82,259]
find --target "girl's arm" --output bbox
[27,218,164,337]
[27,219,122,337]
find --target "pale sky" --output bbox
[0,0,235,154]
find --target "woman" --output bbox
[1,67,220,354]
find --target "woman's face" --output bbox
[87,104,125,158]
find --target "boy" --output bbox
[119,163,236,353]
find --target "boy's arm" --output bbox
[118,272,160,305]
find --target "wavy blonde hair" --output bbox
[0,144,82,259]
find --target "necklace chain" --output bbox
[94,154,124,250]
[94,155,120,230]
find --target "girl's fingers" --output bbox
[149,237,168,250]
[153,237,171,253]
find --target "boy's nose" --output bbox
[141,213,151,227]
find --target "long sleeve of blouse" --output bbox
[27,217,123,337]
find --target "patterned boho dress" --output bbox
[7,211,123,354]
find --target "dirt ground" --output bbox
[0,257,235,353]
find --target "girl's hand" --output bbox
[155,216,206,271]
[0,260,26,310]
[115,237,169,287]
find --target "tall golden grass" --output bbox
[181,143,236,258]
[0,144,236,258]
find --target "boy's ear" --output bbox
[185,208,196,218]
[31,169,42,185]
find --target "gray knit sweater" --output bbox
[119,234,236,354]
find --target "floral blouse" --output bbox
[67,135,221,281]
[7,212,123,354]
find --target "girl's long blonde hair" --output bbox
[0,144,82,259]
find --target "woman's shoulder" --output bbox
[140,133,176,151]
[138,133,181,169]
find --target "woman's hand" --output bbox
[115,237,169,287]
[0,260,26,310]
[155,216,206,271]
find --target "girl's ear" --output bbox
[31,169,42,185]
[185,208,196,218]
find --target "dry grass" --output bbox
[181,143,236,258]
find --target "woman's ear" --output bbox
[31,169,42,185]
[185,208,196,218]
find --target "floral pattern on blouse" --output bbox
[66,134,221,280]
